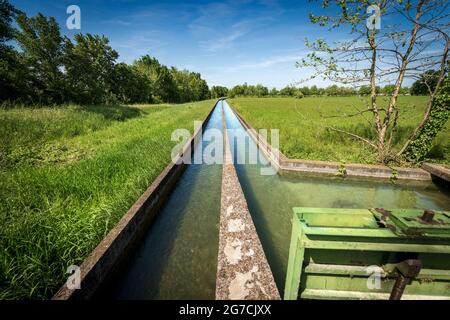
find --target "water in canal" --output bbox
[109,102,223,299]
[110,100,450,299]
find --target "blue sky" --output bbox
[9,0,424,88]
[11,0,339,88]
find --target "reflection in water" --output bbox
[222,100,450,293]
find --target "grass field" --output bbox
[229,96,450,165]
[0,100,214,299]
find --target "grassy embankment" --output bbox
[230,96,449,165]
[0,100,214,299]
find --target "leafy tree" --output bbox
[310,85,318,96]
[0,0,23,101]
[358,85,371,96]
[63,34,118,104]
[410,70,441,95]
[295,90,304,99]
[399,87,410,95]
[169,68,209,102]
[112,63,151,103]
[228,83,269,97]
[300,86,310,96]
[153,65,177,103]
[382,85,395,95]
[1,7,211,106]
[300,0,449,163]
[326,84,339,96]
[15,13,65,104]
[0,0,17,42]
[134,55,177,103]
[279,85,297,96]
[210,85,228,98]
[229,83,246,97]
[269,88,279,96]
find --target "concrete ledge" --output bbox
[216,106,280,300]
[52,100,221,300]
[229,103,431,182]
[422,163,450,182]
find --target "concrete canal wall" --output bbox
[422,163,450,183]
[216,106,280,300]
[52,100,221,300]
[229,103,432,182]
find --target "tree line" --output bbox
[0,1,210,106]
[218,83,416,98]
[216,74,440,99]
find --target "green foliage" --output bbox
[133,55,209,104]
[390,167,399,181]
[269,87,279,96]
[171,68,209,103]
[227,83,410,98]
[1,5,210,106]
[410,70,441,96]
[0,0,19,43]
[358,85,381,96]
[210,85,228,98]
[0,45,26,101]
[279,85,297,96]
[405,77,450,163]
[295,90,304,99]
[229,83,269,97]
[336,163,347,177]
[382,85,396,95]
[0,100,214,299]
[63,33,118,104]
[112,63,151,104]
[152,65,178,103]
[15,13,66,104]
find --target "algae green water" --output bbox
[222,101,450,293]
[110,101,449,299]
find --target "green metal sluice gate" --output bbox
[284,208,450,300]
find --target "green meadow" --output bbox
[230,96,450,165]
[0,100,214,299]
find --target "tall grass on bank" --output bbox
[0,100,214,299]
[230,96,449,165]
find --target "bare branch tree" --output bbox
[299,0,449,163]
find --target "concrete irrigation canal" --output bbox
[54,100,450,300]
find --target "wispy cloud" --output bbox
[199,20,254,52]
[189,0,284,53]
[110,31,168,62]
[219,54,302,73]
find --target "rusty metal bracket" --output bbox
[389,259,422,300]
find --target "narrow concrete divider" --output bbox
[53,99,222,300]
[216,106,280,300]
[228,102,431,182]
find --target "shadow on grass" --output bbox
[76,104,145,121]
